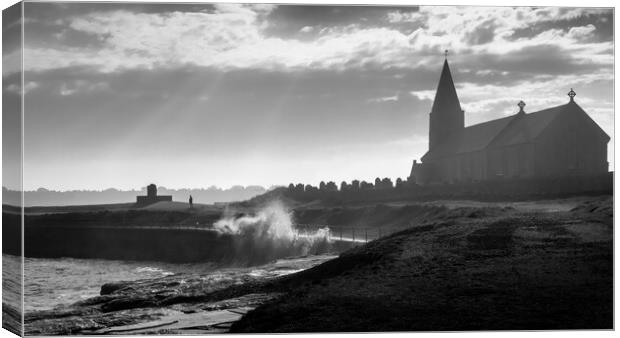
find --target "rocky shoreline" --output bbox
[24,255,335,335]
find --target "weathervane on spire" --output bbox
[444,49,449,60]
[568,88,576,102]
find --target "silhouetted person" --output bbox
[189,195,193,209]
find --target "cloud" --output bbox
[24,81,39,94]
[59,80,108,96]
[368,95,398,103]
[2,49,22,76]
[410,90,435,101]
[265,5,418,38]
[5,81,39,95]
[24,8,417,73]
[567,24,597,40]
[18,5,612,80]
[465,19,497,45]
[394,6,612,58]
[387,10,425,24]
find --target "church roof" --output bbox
[422,102,585,161]
[489,103,567,147]
[422,114,514,161]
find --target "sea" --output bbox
[3,202,338,315]
[3,253,335,314]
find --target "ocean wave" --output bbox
[135,267,175,276]
[213,200,332,265]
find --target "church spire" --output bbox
[428,54,464,150]
[431,56,461,115]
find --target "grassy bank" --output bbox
[231,197,613,331]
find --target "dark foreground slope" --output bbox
[231,198,613,332]
[20,197,612,334]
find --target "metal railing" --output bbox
[63,223,397,244]
[294,224,398,243]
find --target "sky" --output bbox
[2,2,614,191]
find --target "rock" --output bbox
[24,255,334,335]
[100,281,133,295]
[101,297,158,312]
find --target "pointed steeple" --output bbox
[428,56,464,150]
[431,59,462,116]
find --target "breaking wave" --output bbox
[213,201,332,265]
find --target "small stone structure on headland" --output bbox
[136,184,172,206]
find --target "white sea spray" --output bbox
[213,200,332,264]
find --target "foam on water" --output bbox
[19,256,217,312]
[135,267,175,276]
[15,253,336,313]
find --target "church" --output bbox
[410,57,610,185]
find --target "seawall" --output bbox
[4,221,355,264]
[24,226,235,263]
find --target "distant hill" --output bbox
[2,185,272,207]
